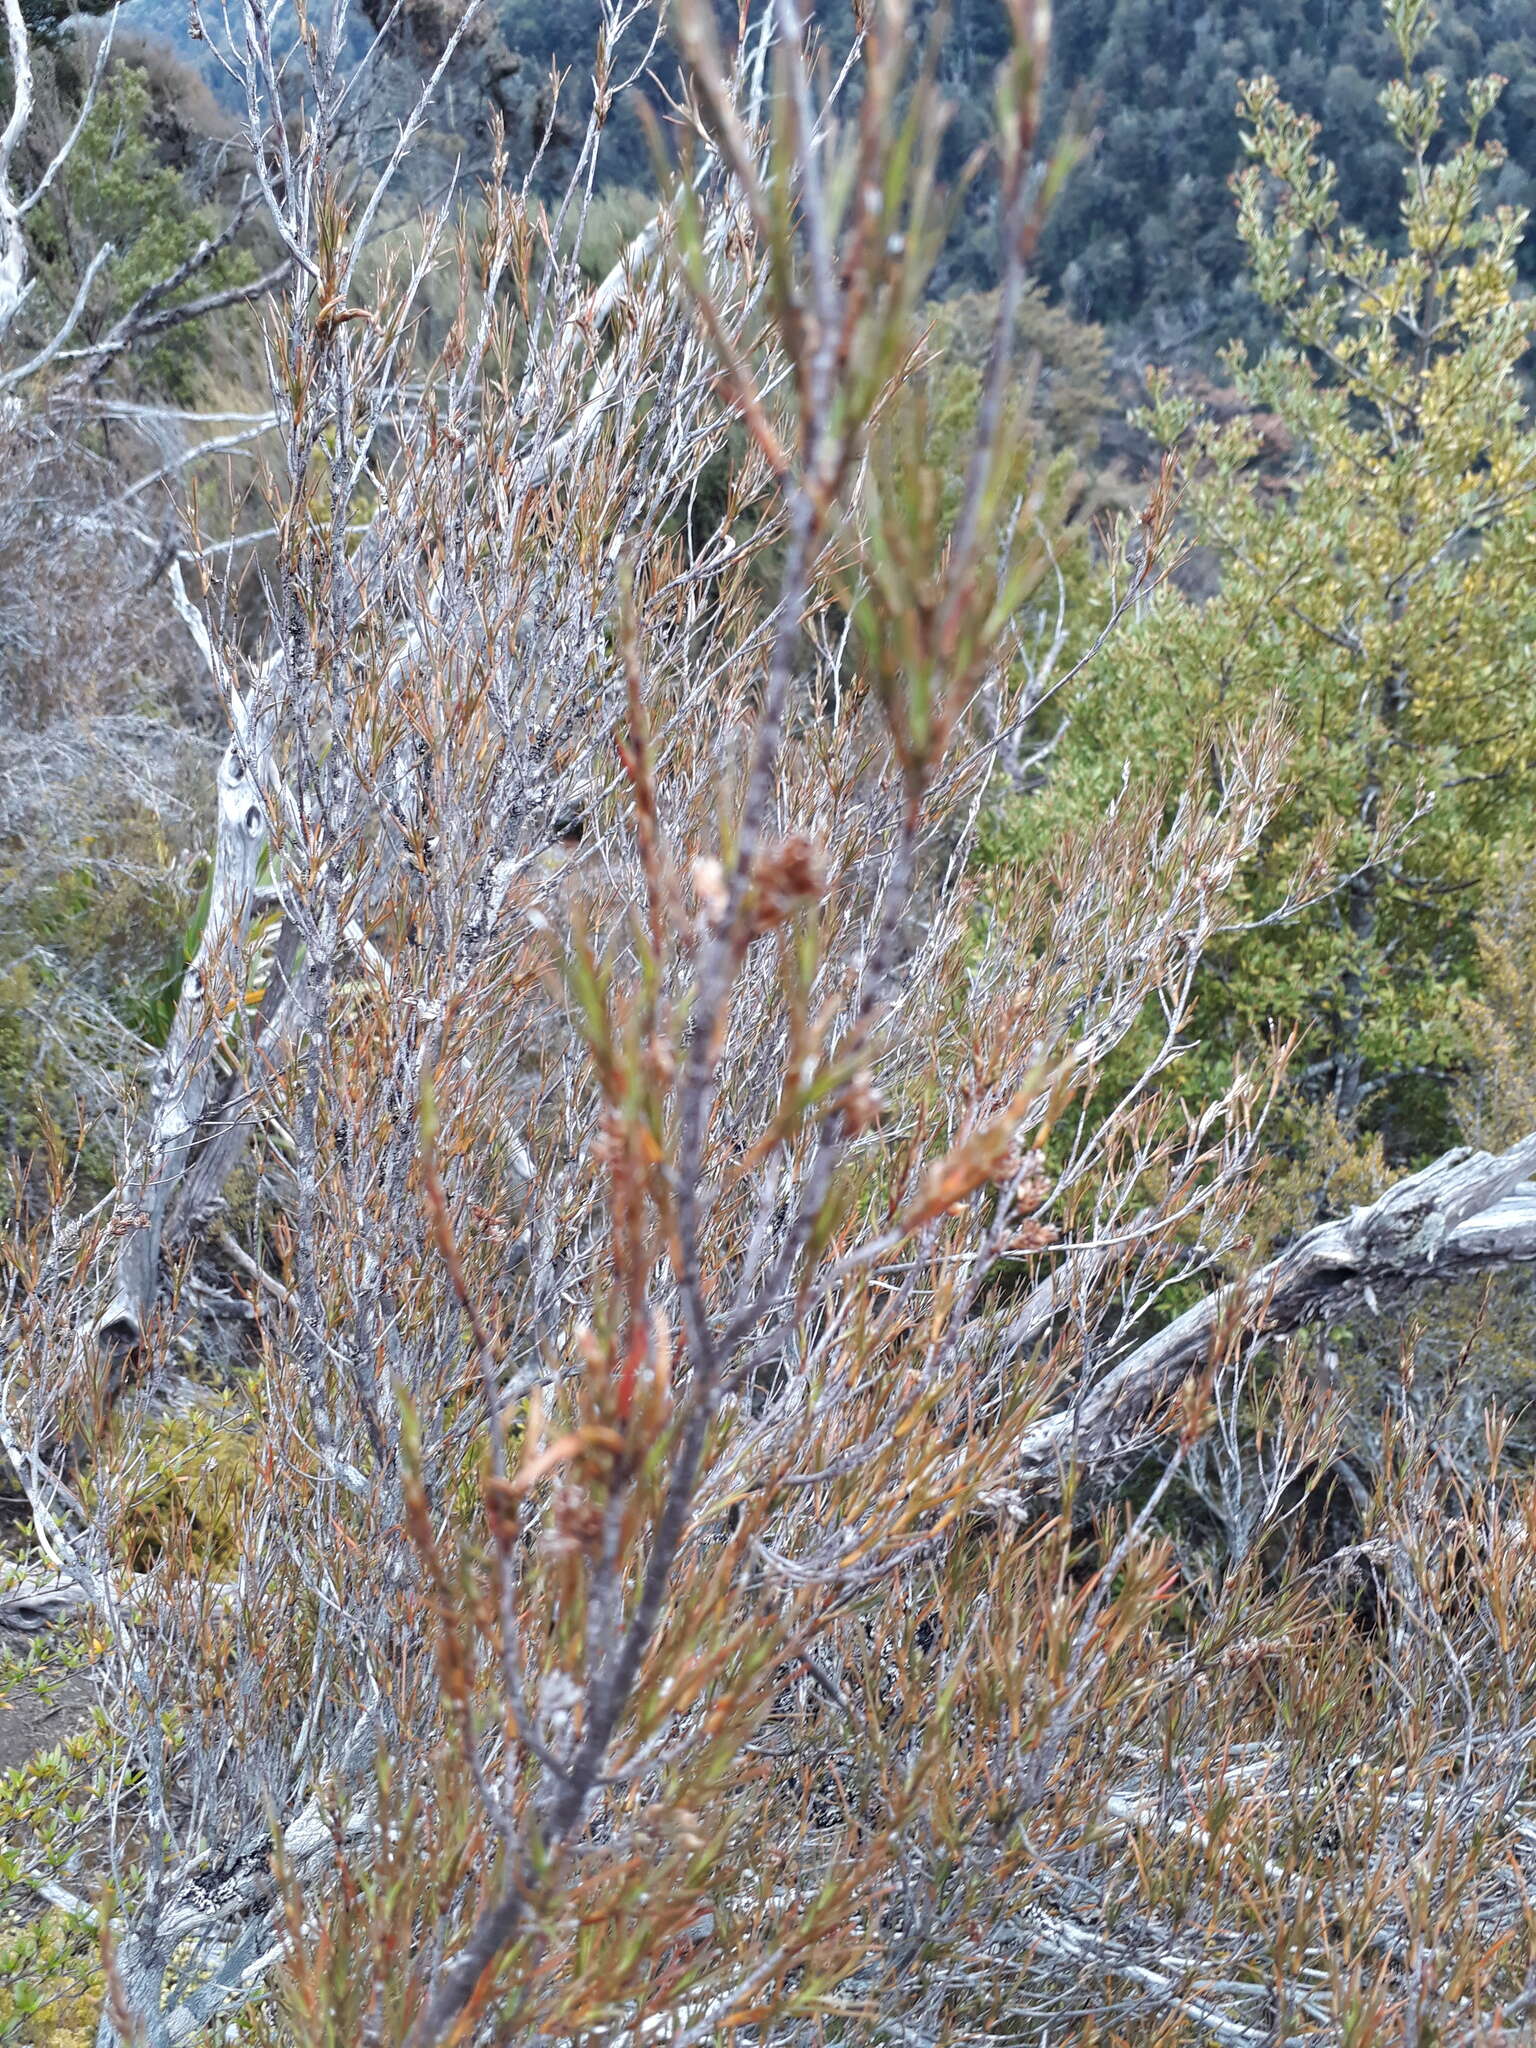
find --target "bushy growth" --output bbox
[3,2,1536,2045]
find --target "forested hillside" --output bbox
[434,0,1536,330]
[1035,0,1536,327]
[119,0,1536,333]
[3,0,1536,2042]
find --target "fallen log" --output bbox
[988,1134,1536,1513]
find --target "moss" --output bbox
[0,1904,101,2045]
[92,1387,262,1576]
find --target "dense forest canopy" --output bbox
[115,0,1536,330]
[376,0,1536,326]
[1035,0,1536,326]
[3,0,1536,2043]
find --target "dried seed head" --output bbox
[1005,1218,1060,1255]
[546,1487,606,1559]
[589,1110,625,1168]
[749,834,827,933]
[997,1144,1046,1192]
[692,856,728,923]
[842,1069,886,1135]
[482,1473,521,1542]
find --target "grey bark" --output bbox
[0,0,31,344]
[992,1134,1536,1511]
[96,726,271,1358]
[164,913,303,1252]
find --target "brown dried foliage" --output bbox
[3,5,1536,2047]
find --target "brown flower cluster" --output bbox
[747,833,828,935]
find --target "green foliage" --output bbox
[0,1904,100,2047]
[0,819,195,1204]
[1455,855,1536,1150]
[26,60,254,399]
[872,283,1113,717]
[92,1387,262,1575]
[921,283,1113,471]
[996,6,1536,1162]
[0,1642,108,2047]
[571,184,657,287]
[0,961,73,1169]
[1030,0,1536,331]
[0,1399,263,2033]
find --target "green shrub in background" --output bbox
[92,1386,262,1575]
[0,1642,108,2048]
[0,817,201,1212]
[993,0,1536,1177]
[22,59,256,401]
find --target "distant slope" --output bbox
[108,0,1536,341]
[1033,0,1536,331]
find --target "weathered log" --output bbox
[988,1135,1536,1512]
[96,723,270,1359]
[0,1568,94,1635]
[164,913,303,1254]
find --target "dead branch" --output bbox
[992,1135,1536,1509]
